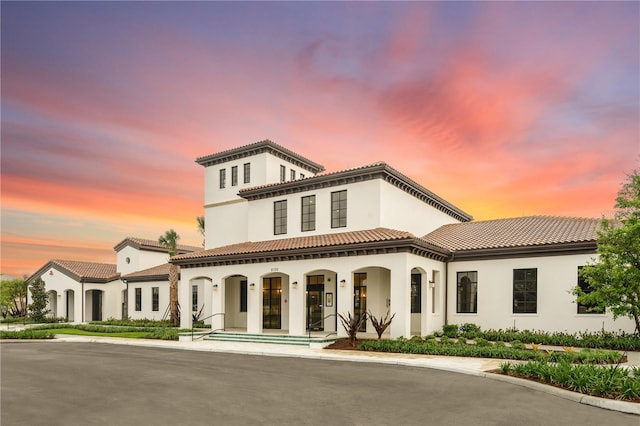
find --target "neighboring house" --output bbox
[26,260,120,322]
[26,237,200,323]
[171,139,636,337]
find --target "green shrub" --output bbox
[474,337,491,347]
[510,340,525,350]
[457,336,468,345]
[144,328,179,340]
[442,324,459,338]
[0,329,55,339]
[460,323,481,338]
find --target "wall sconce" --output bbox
[249,283,255,290]
[429,280,436,288]
[292,281,298,288]
[339,280,346,287]
[213,284,219,289]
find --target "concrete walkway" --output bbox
[6,333,638,416]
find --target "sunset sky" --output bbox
[2,2,639,278]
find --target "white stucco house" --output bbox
[26,139,635,337]
[170,140,636,338]
[27,237,200,322]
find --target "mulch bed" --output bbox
[325,338,372,350]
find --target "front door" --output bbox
[307,275,324,331]
[354,273,367,332]
[263,277,282,329]
[92,290,102,321]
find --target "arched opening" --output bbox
[352,267,391,334]
[85,290,103,321]
[221,275,246,331]
[303,269,337,333]
[64,290,75,322]
[47,290,58,318]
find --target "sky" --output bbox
[1,1,639,278]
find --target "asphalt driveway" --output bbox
[1,342,637,426]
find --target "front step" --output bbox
[201,331,340,347]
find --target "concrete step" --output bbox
[202,331,339,347]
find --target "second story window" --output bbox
[274,200,287,235]
[219,168,226,189]
[331,190,347,228]
[231,166,238,186]
[243,163,251,184]
[290,169,296,180]
[301,195,316,232]
[280,165,286,182]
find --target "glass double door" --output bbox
[263,277,282,329]
[307,277,324,331]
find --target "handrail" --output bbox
[192,312,225,341]
[308,313,337,340]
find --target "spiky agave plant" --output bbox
[368,310,395,340]
[338,311,367,347]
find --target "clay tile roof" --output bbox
[421,216,600,252]
[172,228,415,262]
[25,260,120,284]
[196,139,325,173]
[122,263,175,282]
[113,237,202,254]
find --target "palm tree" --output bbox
[196,216,205,247]
[159,229,180,326]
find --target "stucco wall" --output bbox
[116,246,168,275]
[447,254,636,334]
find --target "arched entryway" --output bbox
[64,290,75,322]
[47,290,58,318]
[351,267,391,334]
[303,269,337,333]
[85,290,103,321]
[221,274,246,331]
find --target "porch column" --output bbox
[179,272,192,329]
[336,270,353,338]
[288,276,305,336]
[390,267,411,338]
[211,278,224,331]
[246,275,261,334]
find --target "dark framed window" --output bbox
[243,163,251,184]
[577,266,602,314]
[513,268,537,314]
[280,165,286,182]
[300,173,305,179]
[457,271,478,313]
[331,190,347,228]
[231,166,238,186]
[411,273,421,313]
[301,195,316,232]
[192,285,198,312]
[152,287,159,311]
[219,168,226,189]
[290,169,296,180]
[240,280,247,312]
[274,200,287,235]
[135,288,142,312]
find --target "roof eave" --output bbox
[449,241,598,261]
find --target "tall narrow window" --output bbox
[513,268,537,314]
[243,163,251,184]
[219,168,226,189]
[301,195,316,232]
[290,169,296,180]
[577,266,602,314]
[411,273,422,313]
[300,173,305,179]
[240,280,247,312]
[331,190,347,228]
[135,288,142,312]
[280,165,286,182]
[152,287,159,311]
[456,271,478,313]
[274,200,287,235]
[192,285,198,312]
[231,166,238,186]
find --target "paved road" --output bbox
[1,342,637,426]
